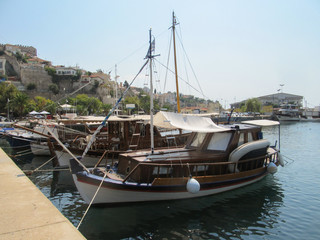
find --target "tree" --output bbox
[26,83,37,91]
[101,103,112,115]
[245,98,261,113]
[30,96,48,111]
[124,96,140,114]
[0,82,18,114]
[123,80,129,88]
[44,66,56,76]
[137,94,160,114]
[49,84,59,94]
[73,94,102,115]
[11,92,30,118]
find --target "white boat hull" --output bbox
[276,115,300,121]
[72,171,268,205]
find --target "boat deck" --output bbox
[0,149,86,240]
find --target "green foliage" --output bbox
[90,80,100,93]
[11,92,30,118]
[49,84,59,95]
[245,98,261,113]
[30,96,47,111]
[14,52,28,63]
[123,80,129,88]
[124,96,140,114]
[130,94,160,114]
[0,82,18,113]
[71,94,102,115]
[26,83,37,91]
[101,103,112,115]
[29,96,57,115]
[45,66,56,76]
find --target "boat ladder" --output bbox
[129,121,143,150]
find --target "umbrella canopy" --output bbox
[29,110,39,115]
[60,104,74,110]
[40,111,50,115]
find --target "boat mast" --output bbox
[172,11,181,113]
[148,29,155,154]
[115,64,119,115]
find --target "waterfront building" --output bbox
[230,92,304,109]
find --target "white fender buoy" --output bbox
[186,178,200,194]
[278,152,285,167]
[267,162,278,174]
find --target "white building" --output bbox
[55,66,78,76]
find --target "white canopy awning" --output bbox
[40,111,50,115]
[153,111,229,133]
[242,119,280,127]
[29,110,39,115]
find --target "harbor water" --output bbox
[10,121,320,239]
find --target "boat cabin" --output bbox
[116,123,269,184]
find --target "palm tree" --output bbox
[11,92,30,119]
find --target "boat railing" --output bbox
[122,150,279,184]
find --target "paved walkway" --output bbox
[0,148,86,240]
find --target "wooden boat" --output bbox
[70,113,283,205]
[52,114,190,167]
[70,27,283,205]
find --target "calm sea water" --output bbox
[11,121,320,240]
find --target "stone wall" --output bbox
[20,65,53,98]
[3,54,21,77]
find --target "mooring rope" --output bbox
[77,171,108,229]
[281,154,295,165]
[22,155,56,175]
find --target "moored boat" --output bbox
[70,113,282,205]
[275,103,301,121]
[70,23,284,206]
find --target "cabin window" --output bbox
[207,132,232,151]
[238,133,245,146]
[248,132,253,142]
[152,166,172,175]
[190,132,207,148]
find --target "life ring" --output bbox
[228,139,270,173]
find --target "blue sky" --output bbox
[1,0,320,108]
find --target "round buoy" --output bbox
[186,178,200,194]
[267,162,278,174]
[278,152,285,167]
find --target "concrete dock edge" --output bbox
[0,148,86,240]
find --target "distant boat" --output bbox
[275,103,301,121]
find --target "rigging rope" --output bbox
[77,171,108,230]
[155,59,210,100]
[175,31,205,98]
